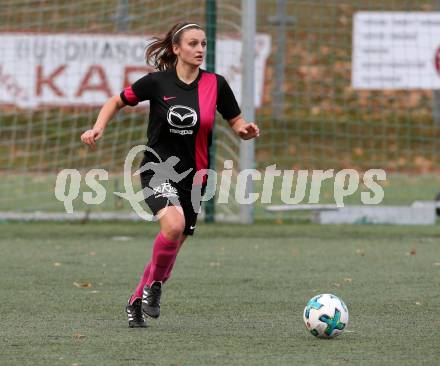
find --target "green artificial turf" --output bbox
[0,222,439,365]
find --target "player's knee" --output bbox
[162,221,185,242]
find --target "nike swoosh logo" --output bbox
[190,225,196,230]
[163,96,176,101]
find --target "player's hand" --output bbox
[80,128,103,149]
[237,123,260,140]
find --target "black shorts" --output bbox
[140,172,206,236]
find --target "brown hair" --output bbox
[146,22,203,71]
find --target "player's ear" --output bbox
[172,43,179,56]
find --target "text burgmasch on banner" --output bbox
[0,32,270,109]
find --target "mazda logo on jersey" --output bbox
[166,105,198,129]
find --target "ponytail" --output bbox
[145,22,203,71]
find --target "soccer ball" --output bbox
[303,294,349,338]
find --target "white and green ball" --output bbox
[303,294,349,338]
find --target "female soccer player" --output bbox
[80,22,259,328]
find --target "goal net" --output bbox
[1,0,439,223]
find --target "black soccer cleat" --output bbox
[126,298,148,328]
[142,281,162,319]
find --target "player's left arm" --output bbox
[228,115,260,140]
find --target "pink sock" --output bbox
[129,232,182,305]
[130,262,152,304]
[162,240,184,283]
[146,232,180,287]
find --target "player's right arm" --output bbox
[81,73,155,149]
[80,95,126,149]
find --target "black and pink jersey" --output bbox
[120,68,241,192]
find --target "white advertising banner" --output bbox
[0,32,271,108]
[352,12,440,89]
